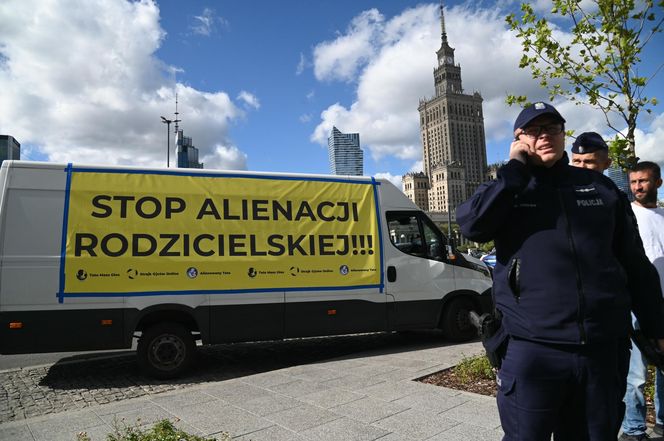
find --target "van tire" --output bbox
[440,297,476,342]
[137,322,196,379]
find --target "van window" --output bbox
[387,211,446,261]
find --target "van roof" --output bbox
[2,160,387,185]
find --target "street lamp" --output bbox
[160,116,172,168]
[446,160,459,243]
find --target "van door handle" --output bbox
[387,266,396,282]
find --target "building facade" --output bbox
[0,135,20,164]
[328,126,363,176]
[176,130,204,169]
[486,163,503,181]
[402,172,430,211]
[429,162,466,213]
[405,2,487,215]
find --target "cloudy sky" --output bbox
[1,0,662,189]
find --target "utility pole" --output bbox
[160,116,172,167]
[446,160,459,247]
[161,94,181,168]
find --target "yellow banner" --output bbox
[62,170,381,295]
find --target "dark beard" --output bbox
[637,190,658,206]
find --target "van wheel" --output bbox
[137,322,195,379]
[440,297,476,342]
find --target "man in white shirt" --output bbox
[621,161,664,440]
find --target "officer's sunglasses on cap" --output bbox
[519,123,564,138]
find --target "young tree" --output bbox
[506,0,663,169]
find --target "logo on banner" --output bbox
[76,269,88,281]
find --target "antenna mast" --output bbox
[173,93,182,133]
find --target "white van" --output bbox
[0,161,492,378]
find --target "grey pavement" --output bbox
[2,335,660,441]
[0,336,506,440]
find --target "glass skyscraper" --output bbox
[0,135,20,165]
[328,126,363,176]
[175,130,203,169]
[607,165,633,200]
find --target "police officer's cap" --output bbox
[513,102,566,131]
[571,132,608,154]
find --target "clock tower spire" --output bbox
[436,1,455,68]
[440,0,448,43]
[433,1,461,95]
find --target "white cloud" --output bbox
[0,0,247,170]
[201,144,248,170]
[529,0,598,19]
[409,160,423,172]
[374,172,402,188]
[296,53,306,75]
[191,7,227,37]
[299,114,312,123]
[237,91,260,109]
[310,3,663,170]
[632,113,664,166]
[313,9,384,82]
[311,3,541,161]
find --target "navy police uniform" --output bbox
[457,107,664,440]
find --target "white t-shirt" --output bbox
[631,203,664,293]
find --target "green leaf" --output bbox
[504,0,661,150]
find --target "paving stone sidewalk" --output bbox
[0,332,460,424]
[0,334,505,440]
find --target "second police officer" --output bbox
[570,131,612,172]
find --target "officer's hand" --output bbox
[510,132,540,166]
[657,338,664,353]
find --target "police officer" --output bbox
[569,130,633,437]
[570,131,612,172]
[457,102,664,440]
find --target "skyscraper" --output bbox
[407,1,487,215]
[0,135,20,165]
[607,165,632,200]
[175,129,204,169]
[328,126,363,176]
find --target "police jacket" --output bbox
[457,153,664,344]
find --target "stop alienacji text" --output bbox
[72,195,376,258]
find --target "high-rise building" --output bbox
[328,126,363,176]
[607,165,632,200]
[176,130,204,169]
[407,1,487,214]
[0,135,20,164]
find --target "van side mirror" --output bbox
[446,244,456,261]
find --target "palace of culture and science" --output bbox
[403,3,488,217]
